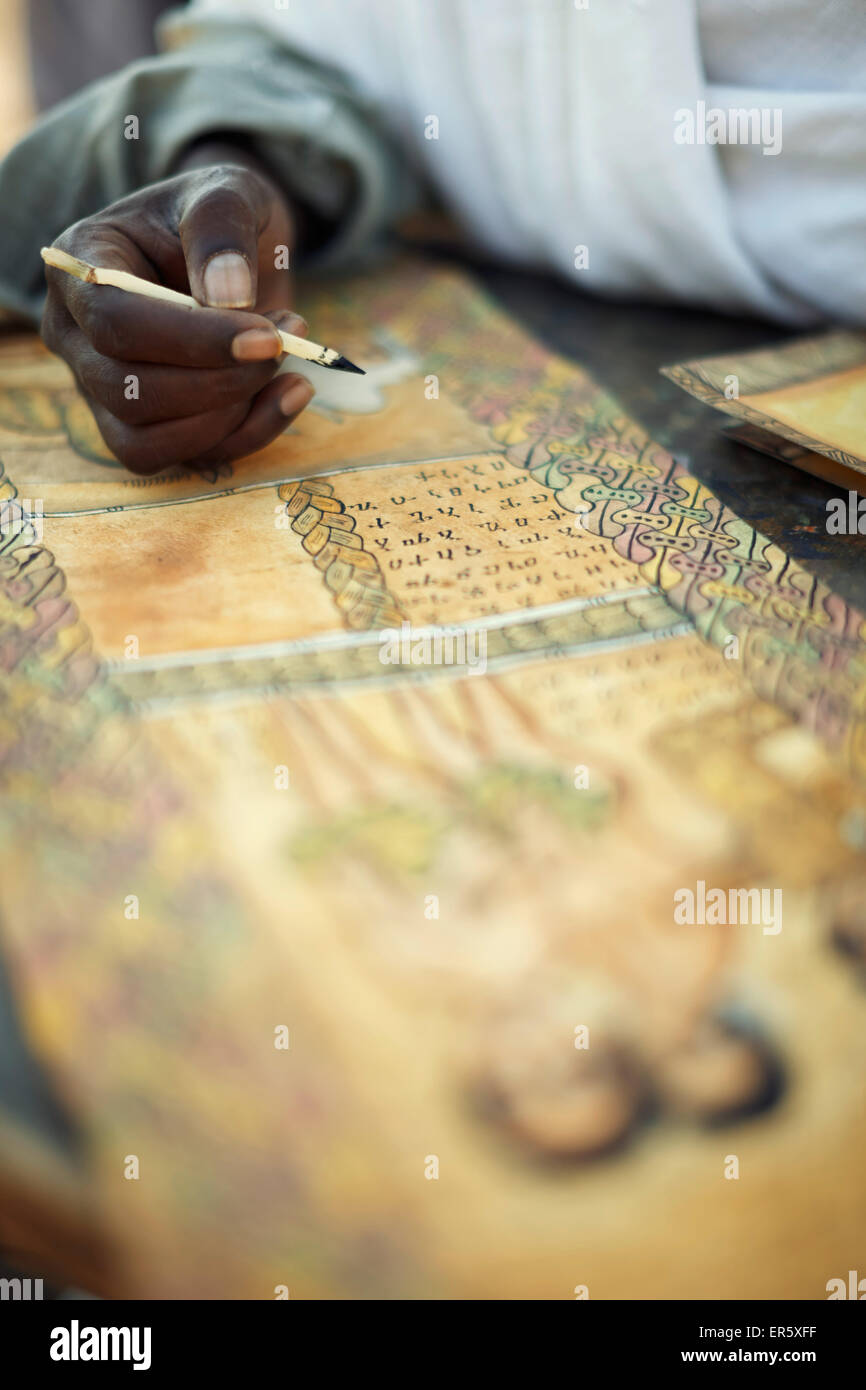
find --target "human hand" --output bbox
[42,163,313,474]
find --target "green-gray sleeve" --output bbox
[0,11,419,324]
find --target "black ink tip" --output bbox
[331,354,365,375]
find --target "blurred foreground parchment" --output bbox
[0,259,864,1298]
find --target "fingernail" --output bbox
[280,377,315,417]
[203,252,253,308]
[276,312,308,339]
[231,327,281,361]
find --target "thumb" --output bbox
[178,168,270,309]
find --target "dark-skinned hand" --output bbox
[41,162,314,475]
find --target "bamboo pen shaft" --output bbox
[40,246,364,374]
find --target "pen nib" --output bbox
[331,354,365,375]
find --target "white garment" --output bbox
[181,0,866,324]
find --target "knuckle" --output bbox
[213,363,274,405]
[127,431,180,474]
[52,216,104,265]
[122,438,171,476]
[134,379,182,424]
[182,167,265,228]
[90,413,159,475]
[86,315,125,360]
[96,364,155,420]
[55,215,96,248]
[209,163,262,199]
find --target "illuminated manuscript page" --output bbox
[0,259,864,1297]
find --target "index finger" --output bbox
[49,231,282,368]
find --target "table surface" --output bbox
[1,259,863,1255]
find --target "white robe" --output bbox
[179,0,866,324]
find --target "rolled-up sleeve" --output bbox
[0,9,418,323]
